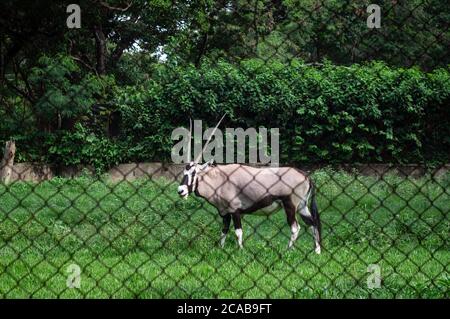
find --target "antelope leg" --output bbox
[220,214,231,248]
[232,213,243,249]
[288,222,300,249]
[283,198,298,249]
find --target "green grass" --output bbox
[0,169,448,298]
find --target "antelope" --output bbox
[177,116,322,253]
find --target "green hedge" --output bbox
[116,60,450,166]
[5,60,450,171]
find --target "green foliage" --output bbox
[46,123,124,173]
[3,59,449,170]
[114,60,450,165]
[2,1,450,171]
[29,55,117,122]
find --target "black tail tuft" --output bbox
[309,181,321,244]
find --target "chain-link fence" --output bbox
[0,163,448,298]
[0,0,449,298]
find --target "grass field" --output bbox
[0,169,448,298]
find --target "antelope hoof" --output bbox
[315,246,321,254]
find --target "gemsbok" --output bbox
[177,116,322,253]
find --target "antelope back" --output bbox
[197,164,310,206]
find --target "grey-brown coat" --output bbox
[178,162,321,253]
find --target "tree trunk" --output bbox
[1,141,16,184]
[0,35,4,83]
[195,33,208,67]
[94,24,107,75]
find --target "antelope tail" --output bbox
[309,180,321,244]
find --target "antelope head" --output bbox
[177,115,225,199]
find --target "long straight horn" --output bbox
[187,118,192,163]
[194,114,226,163]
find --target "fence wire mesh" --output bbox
[0,0,449,298]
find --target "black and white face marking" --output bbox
[177,160,214,199]
[178,162,197,199]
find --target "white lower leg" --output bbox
[311,226,321,254]
[235,228,243,248]
[315,242,321,254]
[288,222,300,248]
[220,232,227,247]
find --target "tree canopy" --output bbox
[0,0,449,167]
